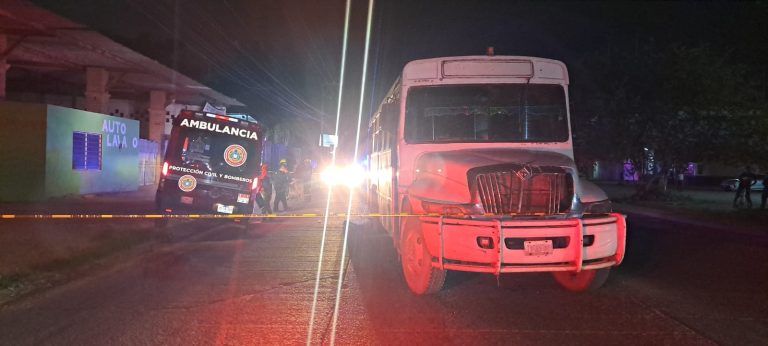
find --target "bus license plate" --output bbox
[180,196,194,204]
[524,240,553,256]
[217,204,234,214]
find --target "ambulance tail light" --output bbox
[251,177,259,190]
[162,162,169,176]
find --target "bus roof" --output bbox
[402,55,569,85]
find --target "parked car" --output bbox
[720,178,764,191]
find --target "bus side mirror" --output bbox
[381,103,399,131]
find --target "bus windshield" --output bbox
[404,84,569,143]
[166,126,260,177]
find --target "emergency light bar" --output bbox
[205,113,239,123]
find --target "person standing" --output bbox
[733,166,757,208]
[255,164,272,214]
[272,160,291,212]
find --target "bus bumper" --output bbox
[418,213,626,274]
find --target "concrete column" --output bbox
[84,67,110,113]
[148,90,167,144]
[148,90,168,185]
[0,35,8,100]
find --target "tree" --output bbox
[570,41,768,173]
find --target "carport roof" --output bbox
[0,0,244,107]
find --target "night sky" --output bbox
[33,0,767,152]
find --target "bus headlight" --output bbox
[569,197,610,218]
[421,201,484,216]
[581,199,613,215]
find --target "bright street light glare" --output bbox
[320,164,366,188]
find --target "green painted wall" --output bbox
[45,106,140,197]
[0,102,47,201]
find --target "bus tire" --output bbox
[551,267,610,292]
[400,203,445,295]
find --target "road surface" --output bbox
[1,189,766,345]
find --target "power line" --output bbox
[127,0,322,121]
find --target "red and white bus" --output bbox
[156,110,264,226]
[366,54,626,294]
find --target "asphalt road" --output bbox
[1,191,767,345]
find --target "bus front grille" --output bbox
[474,169,573,215]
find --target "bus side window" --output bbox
[373,116,381,152]
[381,102,398,133]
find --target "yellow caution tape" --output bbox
[0,210,593,220]
[0,213,456,220]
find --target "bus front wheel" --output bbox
[400,203,445,295]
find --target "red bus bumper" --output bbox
[418,213,627,274]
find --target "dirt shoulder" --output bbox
[0,219,158,305]
[0,188,158,305]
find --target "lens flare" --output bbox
[320,164,366,188]
[330,1,376,345]
[307,0,353,344]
